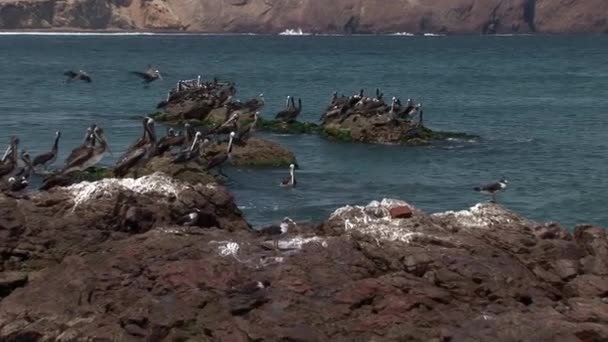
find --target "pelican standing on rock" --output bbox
[65,126,95,166]
[0,137,19,178]
[62,126,109,174]
[172,132,202,164]
[32,131,61,171]
[114,118,157,176]
[280,164,296,188]
[275,98,302,123]
[206,132,235,176]
[236,112,258,144]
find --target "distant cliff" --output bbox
[0,0,606,34]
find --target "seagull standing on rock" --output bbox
[474,179,508,203]
[177,208,201,226]
[257,217,296,250]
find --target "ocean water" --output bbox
[0,34,607,228]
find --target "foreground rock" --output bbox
[1,198,607,341]
[0,173,248,276]
[0,0,607,34]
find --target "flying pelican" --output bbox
[474,179,508,203]
[62,126,109,174]
[206,132,235,176]
[32,131,61,171]
[280,164,296,188]
[130,65,162,84]
[64,70,92,83]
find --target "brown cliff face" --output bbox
[0,0,606,33]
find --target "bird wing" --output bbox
[206,153,228,170]
[64,71,77,78]
[130,71,148,79]
[80,74,92,83]
[64,147,94,170]
[32,152,54,166]
[275,109,292,120]
[258,225,281,236]
[481,182,502,192]
[114,147,147,176]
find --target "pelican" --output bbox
[130,65,162,84]
[285,96,293,109]
[243,94,265,111]
[0,137,19,178]
[32,131,61,170]
[114,119,157,176]
[280,164,296,188]
[157,127,185,155]
[172,132,202,164]
[64,70,92,83]
[236,112,258,144]
[65,126,94,166]
[206,132,235,176]
[14,150,33,179]
[1,136,18,163]
[62,126,109,174]
[275,98,302,123]
[474,179,508,203]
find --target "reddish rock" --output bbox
[390,205,413,219]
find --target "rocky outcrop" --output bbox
[205,137,297,167]
[0,197,607,340]
[0,0,607,33]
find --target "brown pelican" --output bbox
[172,132,202,164]
[257,217,296,250]
[375,88,384,100]
[417,105,424,126]
[275,98,302,123]
[156,127,185,155]
[32,131,61,170]
[474,179,508,203]
[235,112,258,145]
[0,137,19,178]
[211,113,239,135]
[285,96,293,109]
[279,164,296,188]
[206,132,235,175]
[14,150,33,179]
[114,119,157,176]
[130,65,162,84]
[62,126,109,174]
[243,94,265,112]
[64,70,92,83]
[65,126,95,166]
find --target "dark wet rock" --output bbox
[123,155,217,185]
[205,137,297,167]
[0,272,28,298]
[321,112,477,145]
[257,117,320,135]
[0,198,607,340]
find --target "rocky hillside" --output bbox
[0,0,606,34]
[0,176,607,340]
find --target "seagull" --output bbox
[177,208,201,226]
[130,65,162,84]
[7,176,28,192]
[32,131,61,171]
[257,217,296,250]
[280,163,296,188]
[64,70,92,83]
[474,179,508,203]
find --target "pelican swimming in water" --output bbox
[206,132,235,176]
[64,70,92,83]
[62,126,109,174]
[130,65,162,84]
[114,118,157,176]
[280,163,296,188]
[32,131,61,171]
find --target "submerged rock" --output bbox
[0,198,607,341]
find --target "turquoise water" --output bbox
[0,34,607,227]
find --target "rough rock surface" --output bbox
[205,137,297,167]
[0,198,607,341]
[0,0,607,33]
